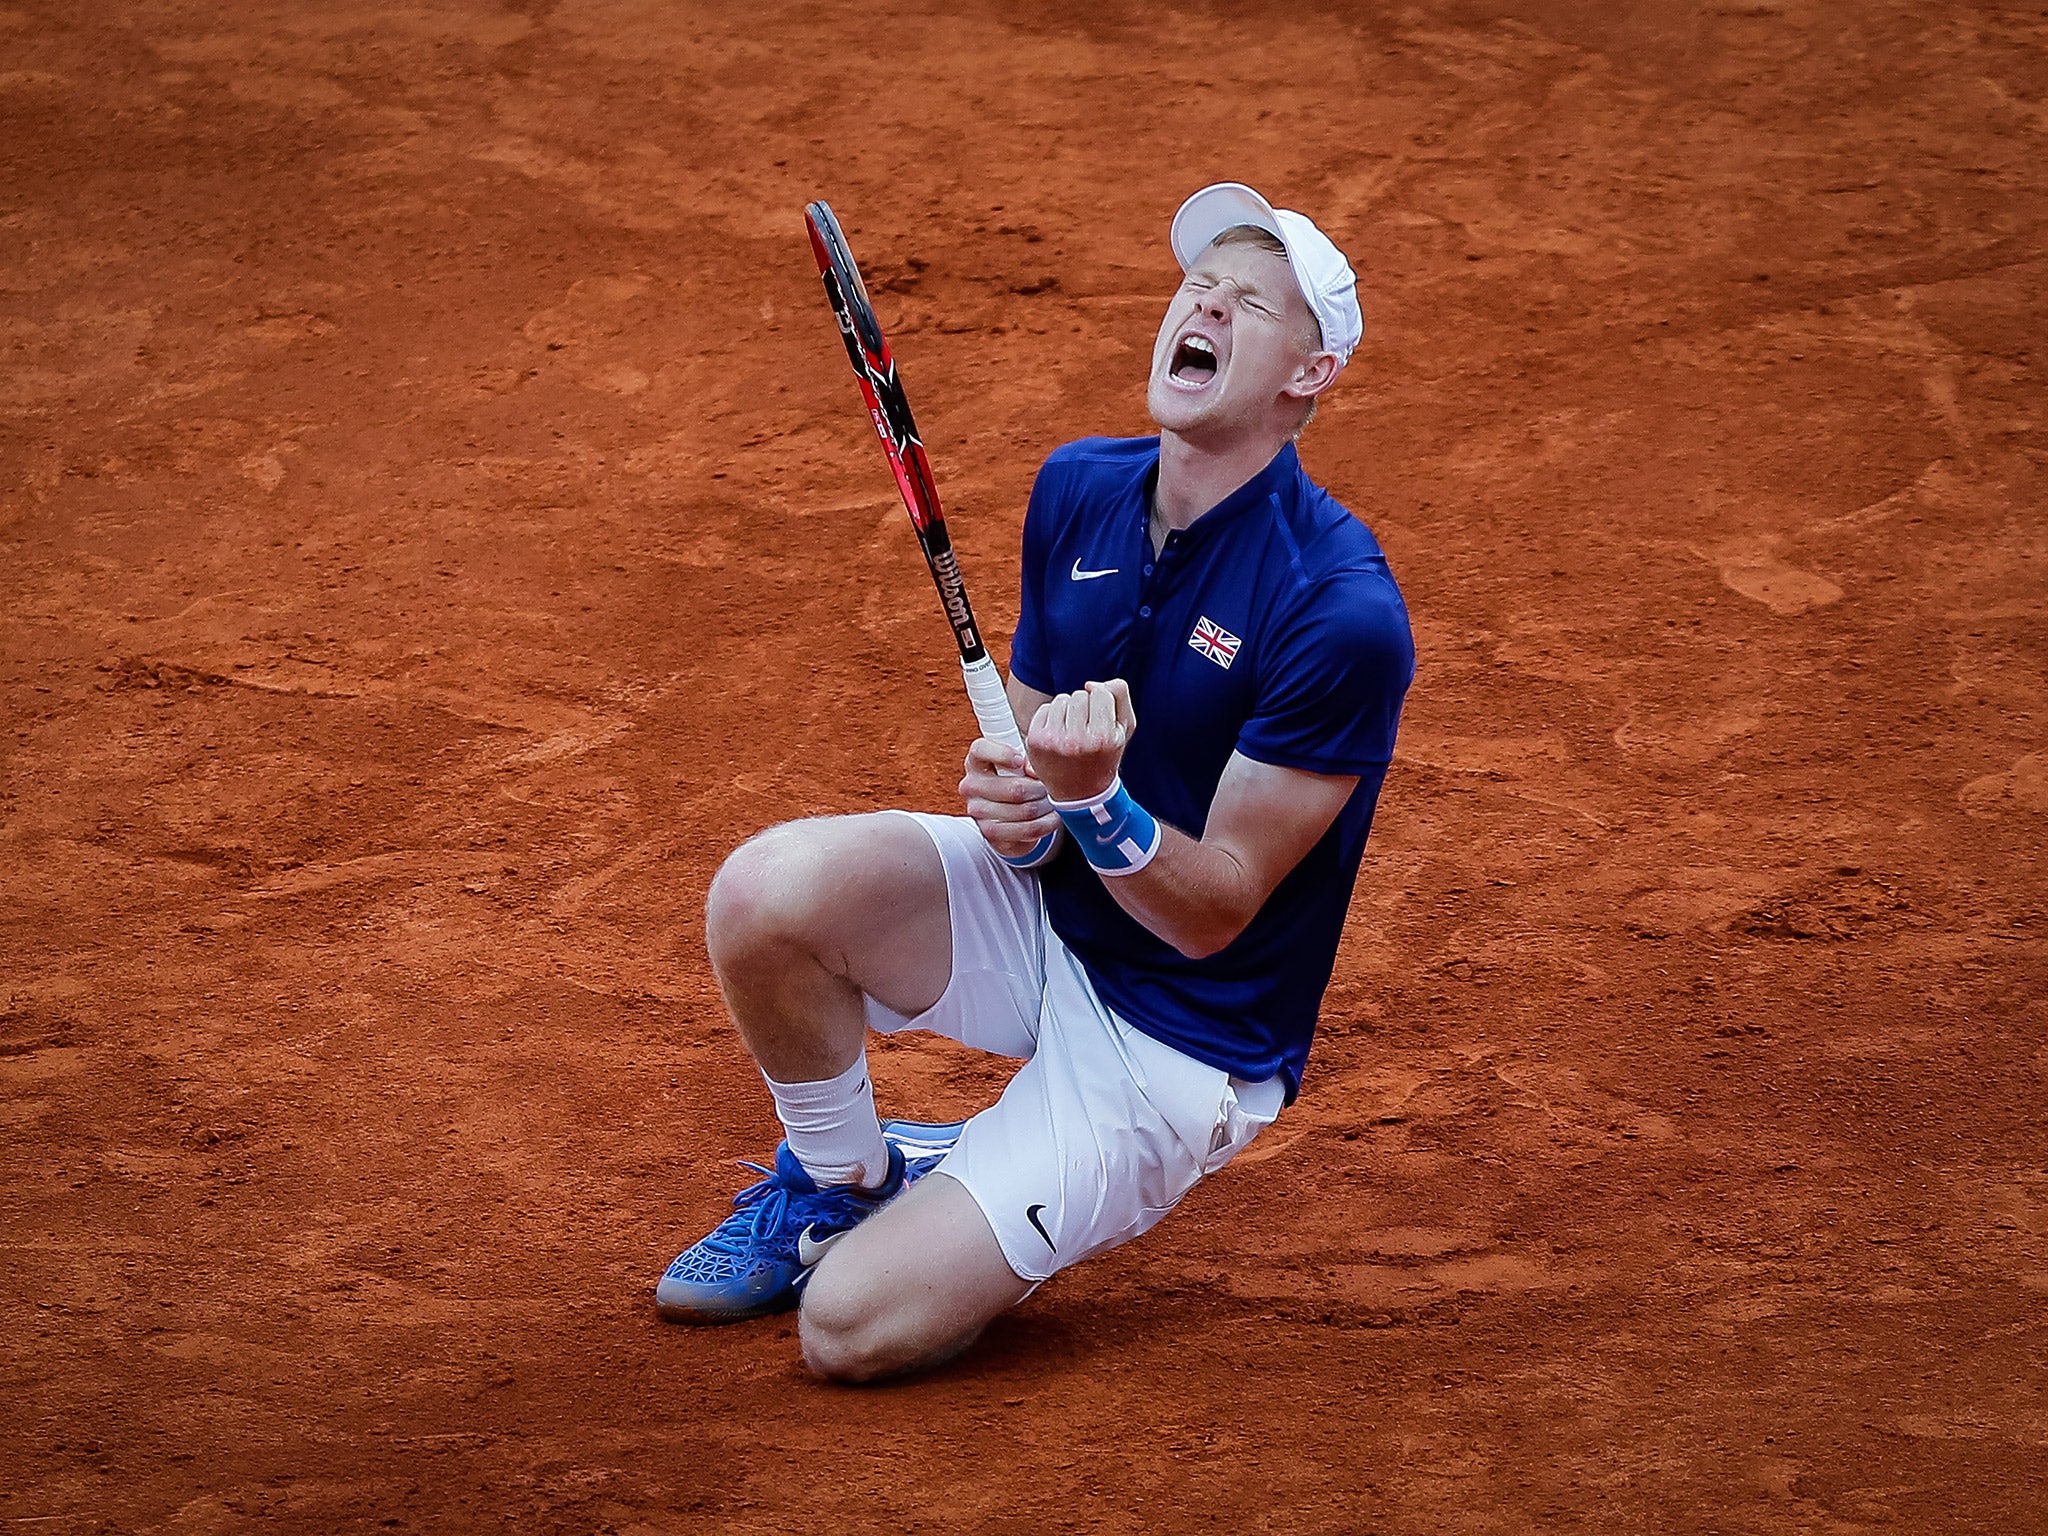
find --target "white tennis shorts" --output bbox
[864,811,1285,1284]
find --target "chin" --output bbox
[1147,375,1217,437]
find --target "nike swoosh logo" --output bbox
[1070,559,1119,581]
[796,1224,846,1267]
[1025,1203,1056,1252]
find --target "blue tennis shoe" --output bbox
[654,1118,963,1324]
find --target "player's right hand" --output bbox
[960,737,1061,860]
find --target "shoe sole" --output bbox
[654,1282,802,1326]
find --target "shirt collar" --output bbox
[1141,440,1301,545]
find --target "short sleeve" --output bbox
[1007,456,1063,695]
[1235,571,1415,775]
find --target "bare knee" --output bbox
[797,1273,892,1384]
[797,1263,982,1385]
[795,1176,1028,1383]
[703,814,951,1030]
[704,814,938,970]
[703,821,825,971]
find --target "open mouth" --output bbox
[1168,333,1218,387]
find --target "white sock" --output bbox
[762,1053,890,1190]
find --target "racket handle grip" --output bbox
[960,654,1026,760]
[962,654,1058,870]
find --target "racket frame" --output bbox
[803,200,1026,757]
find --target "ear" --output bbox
[1280,349,1342,402]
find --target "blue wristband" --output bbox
[998,830,1061,870]
[1049,776,1161,876]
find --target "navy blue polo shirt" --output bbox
[1009,436,1414,1099]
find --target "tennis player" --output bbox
[656,182,1415,1382]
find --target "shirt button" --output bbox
[1138,605,1152,618]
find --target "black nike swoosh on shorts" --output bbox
[1025,1202,1055,1252]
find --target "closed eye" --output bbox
[1186,276,1277,317]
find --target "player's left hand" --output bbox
[1026,679,1137,803]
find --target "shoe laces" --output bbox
[695,1158,890,1262]
[692,1161,800,1262]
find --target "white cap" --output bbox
[1168,182,1362,364]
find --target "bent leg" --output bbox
[659,814,1044,1325]
[798,1171,1032,1383]
[705,812,953,1082]
[794,940,1281,1374]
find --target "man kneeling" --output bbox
[655,183,1414,1382]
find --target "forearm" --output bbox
[1027,681,1353,961]
[1095,820,1263,960]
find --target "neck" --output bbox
[1152,426,1290,535]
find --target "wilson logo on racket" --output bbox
[930,548,976,641]
[1188,615,1242,670]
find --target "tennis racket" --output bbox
[803,200,1026,761]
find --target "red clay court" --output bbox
[3,2,2044,1530]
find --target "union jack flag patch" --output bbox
[1188,615,1242,670]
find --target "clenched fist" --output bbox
[1026,679,1137,803]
